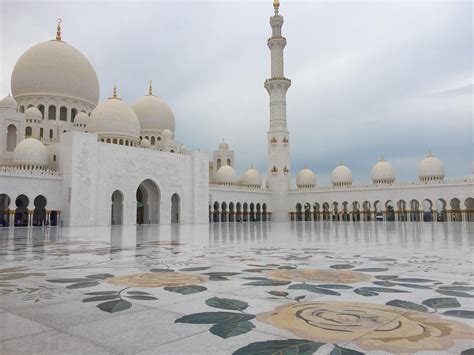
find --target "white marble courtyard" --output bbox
[0,222,473,354]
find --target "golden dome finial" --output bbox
[109,84,121,100]
[428,149,432,157]
[339,160,343,166]
[273,0,280,10]
[304,164,308,169]
[148,80,153,96]
[56,18,62,41]
[380,155,384,162]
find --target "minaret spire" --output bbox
[265,0,291,222]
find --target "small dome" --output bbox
[140,138,150,148]
[11,39,99,105]
[162,129,173,139]
[180,144,187,154]
[219,139,229,150]
[216,164,236,185]
[296,166,316,188]
[371,157,395,184]
[74,112,89,125]
[0,94,17,109]
[331,162,352,187]
[88,90,140,143]
[418,152,445,181]
[12,138,48,168]
[241,166,262,187]
[132,89,175,133]
[25,107,42,121]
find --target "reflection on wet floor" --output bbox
[0,222,473,354]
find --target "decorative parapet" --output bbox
[0,166,62,178]
[289,177,474,192]
[209,184,270,193]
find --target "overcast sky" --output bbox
[1,0,472,185]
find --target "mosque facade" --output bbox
[0,1,473,227]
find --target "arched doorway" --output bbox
[243,203,248,222]
[111,190,124,225]
[262,203,267,221]
[410,200,420,221]
[236,202,242,222]
[213,201,220,223]
[352,201,360,221]
[304,202,311,221]
[249,203,255,222]
[221,202,227,222]
[385,201,395,221]
[362,201,371,221]
[422,199,433,222]
[322,202,330,221]
[436,199,447,222]
[15,195,29,227]
[465,198,474,222]
[171,193,180,223]
[295,203,303,221]
[450,198,461,221]
[374,200,383,221]
[136,179,160,224]
[397,200,407,221]
[229,202,235,222]
[6,124,17,152]
[0,194,10,227]
[33,195,47,226]
[332,202,339,221]
[342,202,350,221]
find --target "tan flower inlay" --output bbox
[257,301,473,353]
[105,272,207,288]
[267,268,371,284]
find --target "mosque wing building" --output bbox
[0,4,473,227]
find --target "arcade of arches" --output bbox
[210,202,270,223]
[290,198,474,222]
[0,193,60,227]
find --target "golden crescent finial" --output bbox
[148,80,153,96]
[56,18,62,41]
[109,84,121,100]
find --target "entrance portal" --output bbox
[136,179,160,224]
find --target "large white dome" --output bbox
[12,138,48,168]
[25,107,42,121]
[296,166,316,188]
[331,162,352,187]
[132,91,175,133]
[11,39,99,105]
[88,92,140,143]
[216,164,236,185]
[371,157,395,184]
[241,166,262,187]
[74,112,89,125]
[418,152,445,181]
[0,94,17,109]
[219,140,229,150]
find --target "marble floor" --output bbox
[0,222,473,355]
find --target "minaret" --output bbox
[265,0,291,222]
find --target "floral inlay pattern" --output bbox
[256,301,474,353]
[267,268,371,284]
[105,272,208,288]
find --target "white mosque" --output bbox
[0,1,472,228]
